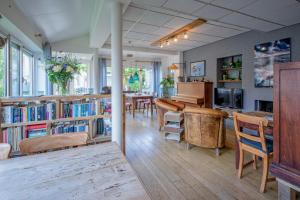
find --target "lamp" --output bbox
[169,64,178,70]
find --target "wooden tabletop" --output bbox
[0,143,150,200]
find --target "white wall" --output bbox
[52,34,97,54]
[0,0,43,52]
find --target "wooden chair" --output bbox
[19,132,88,155]
[233,112,275,193]
[0,143,11,160]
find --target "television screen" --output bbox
[232,88,243,109]
[214,88,243,109]
[214,88,232,107]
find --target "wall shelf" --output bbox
[217,54,243,88]
[218,80,242,83]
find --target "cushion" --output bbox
[240,137,273,154]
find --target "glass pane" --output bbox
[0,47,5,96]
[11,43,20,96]
[74,63,88,93]
[22,52,33,96]
[36,59,46,95]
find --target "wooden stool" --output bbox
[0,143,11,160]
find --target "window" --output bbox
[0,46,5,96]
[36,59,46,95]
[73,63,88,92]
[22,51,33,96]
[11,43,20,96]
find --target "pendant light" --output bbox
[128,74,134,84]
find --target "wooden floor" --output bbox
[125,112,278,200]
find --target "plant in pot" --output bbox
[160,75,174,98]
[46,55,81,95]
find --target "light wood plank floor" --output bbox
[125,112,278,200]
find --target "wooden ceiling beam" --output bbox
[151,18,207,46]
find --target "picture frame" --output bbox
[254,38,291,88]
[190,60,206,77]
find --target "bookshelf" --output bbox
[0,94,123,153]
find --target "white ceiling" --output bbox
[116,0,300,51]
[14,0,95,43]
[12,0,300,52]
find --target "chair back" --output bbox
[184,107,228,148]
[233,112,269,153]
[19,132,88,155]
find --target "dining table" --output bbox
[234,111,273,169]
[0,142,150,200]
[126,93,154,118]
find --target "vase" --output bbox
[57,81,69,95]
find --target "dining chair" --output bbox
[0,143,11,160]
[233,112,275,193]
[19,132,88,155]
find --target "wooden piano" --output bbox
[171,82,213,108]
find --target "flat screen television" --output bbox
[214,88,243,109]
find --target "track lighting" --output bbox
[173,37,178,42]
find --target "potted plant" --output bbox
[160,75,174,97]
[46,55,81,95]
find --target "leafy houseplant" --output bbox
[46,55,81,95]
[160,75,175,97]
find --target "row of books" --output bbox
[2,120,112,151]
[62,102,97,118]
[1,101,112,124]
[2,103,56,123]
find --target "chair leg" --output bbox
[260,155,269,193]
[186,143,191,150]
[215,148,220,156]
[253,155,257,170]
[238,148,244,179]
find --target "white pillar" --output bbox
[111,1,123,147]
[92,54,100,94]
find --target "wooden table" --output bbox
[0,143,150,200]
[235,111,273,169]
[126,94,153,118]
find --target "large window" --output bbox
[36,59,46,95]
[22,51,33,96]
[0,46,5,96]
[11,43,20,96]
[74,63,88,92]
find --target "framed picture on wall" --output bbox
[190,60,206,77]
[254,38,291,87]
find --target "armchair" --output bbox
[184,107,228,155]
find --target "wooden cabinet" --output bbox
[270,62,300,189]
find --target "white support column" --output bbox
[110,1,123,147]
[92,54,100,94]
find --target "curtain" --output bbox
[99,58,107,92]
[43,42,52,95]
[153,61,161,97]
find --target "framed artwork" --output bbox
[254,38,291,87]
[190,60,206,77]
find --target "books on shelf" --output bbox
[51,121,89,134]
[1,103,56,124]
[26,124,47,139]
[2,127,25,151]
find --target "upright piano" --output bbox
[171,82,213,108]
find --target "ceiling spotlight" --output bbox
[166,40,170,46]
[173,37,178,42]
[184,32,188,39]
[160,44,163,48]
